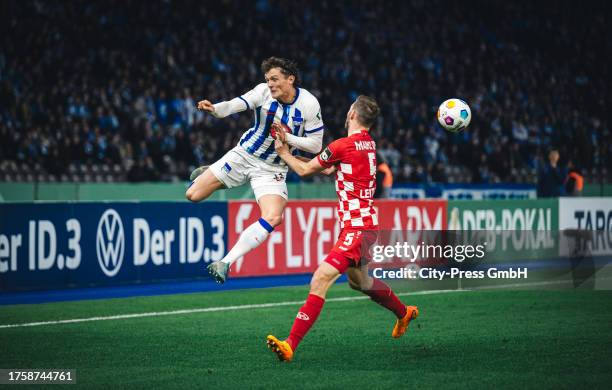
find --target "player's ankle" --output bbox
[286,337,297,351]
[397,305,408,319]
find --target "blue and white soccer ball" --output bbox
[437,98,471,132]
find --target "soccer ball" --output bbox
[437,98,471,132]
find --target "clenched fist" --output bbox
[197,100,215,113]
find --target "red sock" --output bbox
[364,278,407,319]
[286,294,325,351]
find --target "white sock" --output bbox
[221,218,273,265]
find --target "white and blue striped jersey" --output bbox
[237,83,324,165]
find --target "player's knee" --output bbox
[186,182,213,202]
[310,269,332,295]
[261,213,283,228]
[187,187,210,202]
[347,278,362,291]
[360,276,374,291]
[185,186,199,202]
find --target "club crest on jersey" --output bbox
[320,147,333,162]
[274,173,284,182]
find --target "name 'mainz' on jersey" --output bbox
[317,131,378,229]
[238,83,324,165]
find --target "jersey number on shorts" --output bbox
[342,231,362,247]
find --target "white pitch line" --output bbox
[0,278,596,330]
[0,289,459,330]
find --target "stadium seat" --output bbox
[8,161,18,174]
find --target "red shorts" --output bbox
[324,229,378,274]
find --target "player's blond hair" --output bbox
[353,95,380,129]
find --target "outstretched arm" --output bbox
[196,97,248,118]
[196,83,266,119]
[275,138,326,177]
[321,166,336,176]
[294,156,335,176]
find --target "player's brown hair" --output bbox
[353,95,380,128]
[261,57,300,86]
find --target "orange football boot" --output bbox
[266,335,294,362]
[392,306,419,338]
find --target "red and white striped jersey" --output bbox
[317,130,378,229]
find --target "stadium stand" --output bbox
[0,0,609,184]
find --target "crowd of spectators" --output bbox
[0,0,609,184]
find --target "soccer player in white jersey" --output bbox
[186,57,325,283]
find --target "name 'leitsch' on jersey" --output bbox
[317,130,378,230]
[238,83,324,165]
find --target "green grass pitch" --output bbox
[1,285,611,389]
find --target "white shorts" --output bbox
[208,146,289,201]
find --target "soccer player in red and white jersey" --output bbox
[266,95,419,362]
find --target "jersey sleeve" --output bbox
[240,83,268,109]
[316,139,345,168]
[303,97,325,134]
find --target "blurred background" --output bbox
[0,0,609,195]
